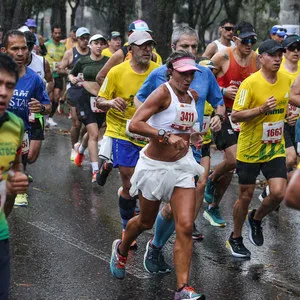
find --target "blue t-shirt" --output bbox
[8,67,50,132]
[136,64,224,129]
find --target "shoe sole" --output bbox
[246,219,263,246]
[192,234,204,241]
[258,194,264,202]
[110,240,125,279]
[203,211,226,227]
[226,240,251,258]
[14,203,28,207]
[143,241,171,274]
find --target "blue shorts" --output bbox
[112,138,142,168]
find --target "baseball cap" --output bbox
[25,19,37,28]
[128,31,155,46]
[76,27,90,38]
[282,35,300,48]
[172,57,199,73]
[89,34,107,44]
[270,25,287,37]
[128,20,152,32]
[19,25,30,33]
[258,39,286,55]
[110,31,121,39]
[234,21,257,39]
[199,59,216,69]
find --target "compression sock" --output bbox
[119,195,136,229]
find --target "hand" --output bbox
[168,134,189,153]
[70,76,80,85]
[190,132,203,150]
[28,98,42,113]
[224,85,238,100]
[110,97,127,112]
[260,96,277,113]
[6,171,29,195]
[210,116,222,132]
[286,113,298,127]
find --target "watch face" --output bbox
[158,129,165,136]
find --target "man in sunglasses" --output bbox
[204,21,260,227]
[202,19,235,59]
[270,25,287,44]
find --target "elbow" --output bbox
[128,120,137,133]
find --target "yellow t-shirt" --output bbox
[202,101,214,144]
[233,70,293,163]
[102,47,113,58]
[45,39,66,77]
[281,56,300,73]
[98,60,159,146]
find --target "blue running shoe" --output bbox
[174,285,205,300]
[203,206,226,227]
[204,172,215,204]
[110,239,127,279]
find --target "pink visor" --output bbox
[172,58,199,73]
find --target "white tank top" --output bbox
[28,52,45,80]
[214,40,235,52]
[149,82,198,134]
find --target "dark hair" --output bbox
[24,31,36,52]
[0,52,19,82]
[51,24,61,33]
[3,30,25,48]
[219,19,234,27]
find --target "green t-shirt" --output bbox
[0,111,24,240]
[45,39,66,78]
[70,55,109,82]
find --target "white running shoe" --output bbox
[47,117,58,127]
[258,185,270,202]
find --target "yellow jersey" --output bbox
[233,70,293,163]
[102,47,113,58]
[202,101,214,144]
[98,60,159,146]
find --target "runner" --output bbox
[202,19,235,59]
[134,25,224,274]
[270,25,287,44]
[102,31,122,58]
[226,39,299,258]
[1,30,51,206]
[58,27,91,161]
[45,24,66,127]
[69,34,109,181]
[109,50,205,300]
[206,21,259,227]
[0,52,29,300]
[96,30,159,248]
[61,25,79,51]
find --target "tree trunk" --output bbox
[280,0,300,24]
[51,0,67,37]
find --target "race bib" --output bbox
[125,120,149,142]
[262,120,284,144]
[90,97,104,113]
[201,116,211,134]
[288,103,300,115]
[53,62,61,71]
[21,131,30,154]
[29,111,35,123]
[171,103,196,131]
[77,73,84,87]
[0,181,6,214]
[228,115,240,132]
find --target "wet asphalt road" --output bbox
[8,115,300,300]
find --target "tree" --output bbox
[280,0,300,24]
[51,0,67,37]
[68,0,80,27]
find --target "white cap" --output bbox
[76,27,90,38]
[19,25,30,33]
[89,34,107,44]
[128,31,155,45]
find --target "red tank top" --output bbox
[217,48,258,108]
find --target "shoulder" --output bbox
[7,111,24,130]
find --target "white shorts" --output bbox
[130,146,204,202]
[98,135,113,160]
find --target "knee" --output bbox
[176,219,193,237]
[270,188,285,203]
[139,217,155,231]
[161,204,173,220]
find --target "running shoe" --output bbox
[96,161,113,186]
[110,239,127,279]
[204,172,215,204]
[226,232,251,258]
[246,209,264,246]
[143,239,172,274]
[122,229,137,250]
[174,285,205,300]
[203,206,226,227]
[70,149,77,161]
[192,223,204,241]
[74,153,85,167]
[14,193,28,207]
[258,185,269,202]
[46,117,57,127]
[92,171,98,183]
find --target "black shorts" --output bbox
[76,89,106,128]
[54,77,64,90]
[236,157,287,185]
[284,123,296,149]
[213,116,239,151]
[201,142,211,158]
[66,85,82,107]
[30,117,44,140]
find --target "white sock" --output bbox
[91,162,99,173]
[79,144,86,154]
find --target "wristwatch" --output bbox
[40,105,46,114]
[158,129,166,143]
[215,113,224,122]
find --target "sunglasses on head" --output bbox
[222,26,234,32]
[239,37,257,45]
[277,28,287,33]
[287,44,300,51]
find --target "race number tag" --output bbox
[171,103,196,131]
[262,120,284,144]
[53,62,61,71]
[201,116,211,134]
[125,120,148,142]
[21,131,30,154]
[0,181,6,214]
[29,111,35,123]
[77,73,84,87]
[228,115,240,132]
[191,122,201,133]
[90,97,104,113]
[288,104,300,116]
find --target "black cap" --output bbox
[258,39,286,55]
[282,35,300,48]
[234,21,257,39]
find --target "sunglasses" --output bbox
[222,26,234,32]
[238,37,257,45]
[277,28,287,33]
[287,44,300,51]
